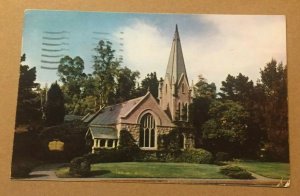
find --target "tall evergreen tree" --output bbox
[15,54,41,126]
[45,82,65,125]
[259,59,288,161]
[189,75,216,147]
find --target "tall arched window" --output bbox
[178,102,181,120]
[139,113,156,148]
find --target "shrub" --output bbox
[220,165,254,179]
[214,152,231,163]
[176,149,213,164]
[11,163,32,178]
[69,156,91,177]
[118,129,140,161]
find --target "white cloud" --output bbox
[117,15,286,90]
[184,15,286,88]
[117,21,171,81]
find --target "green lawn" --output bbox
[56,162,229,179]
[56,161,290,179]
[230,161,290,180]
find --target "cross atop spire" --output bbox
[165,25,188,86]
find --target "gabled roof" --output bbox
[165,25,188,86]
[89,94,146,125]
[89,127,118,139]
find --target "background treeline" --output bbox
[189,60,288,162]
[15,40,288,162]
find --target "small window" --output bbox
[165,84,168,93]
[100,140,106,147]
[107,140,113,147]
[182,83,184,93]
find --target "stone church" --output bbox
[84,25,194,153]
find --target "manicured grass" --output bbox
[55,161,290,180]
[56,162,229,179]
[230,161,290,180]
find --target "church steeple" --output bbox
[165,24,188,86]
[159,25,192,121]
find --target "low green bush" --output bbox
[69,156,91,177]
[11,163,32,178]
[219,165,254,179]
[176,149,213,164]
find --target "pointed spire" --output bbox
[165,25,188,86]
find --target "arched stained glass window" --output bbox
[139,113,156,148]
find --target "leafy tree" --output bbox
[15,54,41,125]
[57,56,86,114]
[189,75,216,147]
[115,67,140,102]
[219,73,263,158]
[193,75,217,99]
[202,100,249,156]
[258,59,288,161]
[45,82,65,125]
[138,72,159,98]
[93,40,120,106]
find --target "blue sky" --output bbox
[22,10,286,90]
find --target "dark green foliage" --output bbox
[115,67,140,103]
[45,82,65,126]
[84,150,125,163]
[219,165,254,179]
[202,100,249,156]
[11,163,32,178]
[138,72,159,98]
[93,40,120,106]
[118,129,140,161]
[38,121,88,161]
[69,156,91,177]
[189,75,216,147]
[16,54,41,125]
[159,128,184,152]
[259,60,288,162]
[219,73,264,158]
[176,149,213,164]
[193,75,217,99]
[214,152,232,163]
[57,56,87,114]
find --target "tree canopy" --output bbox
[45,82,65,126]
[15,54,41,126]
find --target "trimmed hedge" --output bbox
[69,156,91,177]
[220,165,254,179]
[176,149,213,164]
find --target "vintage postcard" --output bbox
[11,10,289,187]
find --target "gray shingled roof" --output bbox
[89,127,118,139]
[89,95,144,125]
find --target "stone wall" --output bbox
[119,123,195,150]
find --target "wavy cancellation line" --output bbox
[42,37,69,40]
[41,54,64,58]
[40,65,58,70]
[42,48,69,52]
[41,60,60,64]
[43,31,69,34]
[42,43,69,46]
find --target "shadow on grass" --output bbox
[89,170,111,177]
[28,174,49,178]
